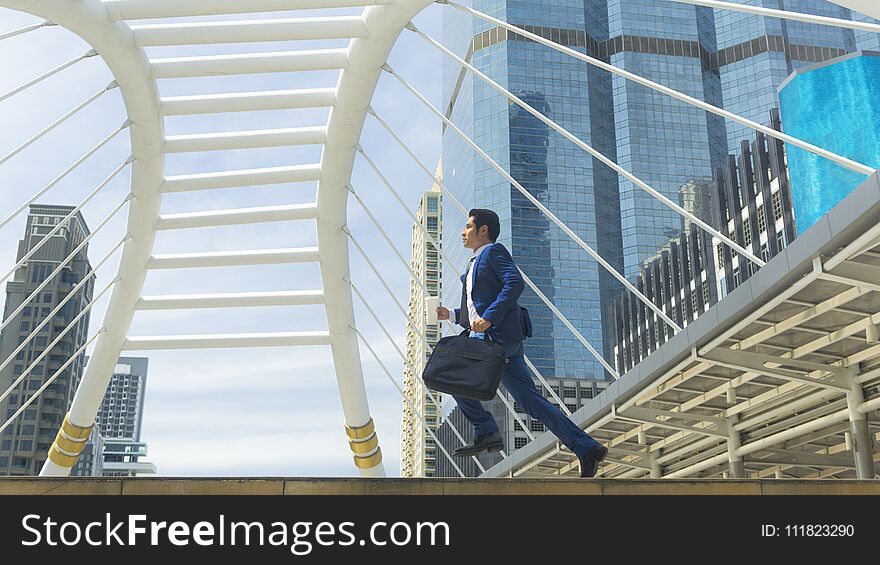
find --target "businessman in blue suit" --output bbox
[437,209,608,477]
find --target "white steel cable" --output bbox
[664,0,880,34]
[0,157,132,286]
[0,20,55,42]
[0,50,97,104]
[0,195,132,336]
[519,268,619,378]
[346,184,413,288]
[358,140,620,376]
[346,213,536,441]
[0,120,131,231]
[409,23,765,268]
[442,1,876,176]
[349,280,492,472]
[0,330,105,435]
[0,236,128,378]
[0,276,117,407]
[0,82,120,168]
[373,76,683,334]
[353,325,467,478]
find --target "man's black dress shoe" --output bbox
[453,431,504,458]
[578,442,608,478]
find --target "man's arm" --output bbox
[480,244,525,327]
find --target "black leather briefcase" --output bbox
[422,332,508,401]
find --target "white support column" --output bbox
[845,366,876,479]
[315,0,434,477]
[650,453,662,479]
[726,415,745,479]
[0,0,167,478]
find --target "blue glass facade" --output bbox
[779,52,880,233]
[441,1,879,381]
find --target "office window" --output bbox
[529,420,545,433]
[565,403,578,413]
[772,191,783,221]
[426,217,439,231]
[42,293,52,303]
[743,221,751,247]
[514,437,528,449]
[18,440,32,451]
[716,243,724,269]
[757,205,766,232]
[563,386,576,397]
[702,281,710,305]
[514,421,523,431]
[426,197,439,213]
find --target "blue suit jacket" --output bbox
[454,242,526,344]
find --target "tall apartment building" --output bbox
[400,184,444,477]
[75,356,155,477]
[0,205,93,476]
[436,376,608,477]
[441,1,879,383]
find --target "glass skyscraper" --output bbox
[441,1,878,381]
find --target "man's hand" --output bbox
[437,306,450,321]
[471,317,492,332]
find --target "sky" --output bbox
[0,4,455,477]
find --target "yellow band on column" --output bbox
[48,444,80,467]
[54,429,88,454]
[353,447,383,469]
[349,432,379,455]
[345,418,375,440]
[61,415,94,440]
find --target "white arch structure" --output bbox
[0,0,875,479]
[0,0,436,478]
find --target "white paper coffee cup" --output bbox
[425,296,440,324]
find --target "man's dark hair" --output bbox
[469,208,500,242]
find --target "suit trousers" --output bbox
[452,340,599,459]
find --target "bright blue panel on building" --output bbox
[779,53,880,234]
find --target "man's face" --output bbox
[461,216,489,250]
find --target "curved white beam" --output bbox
[150,49,349,78]
[132,17,369,46]
[667,0,880,33]
[104,0,393,20]
[316,0,434,477]
[161,164,322,193]
[147,247,321,269]
[135,290,325,310]
[160,88,337,116]
[0,0,165,478]
[163,127,327,153]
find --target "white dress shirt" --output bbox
[464,243,492,324]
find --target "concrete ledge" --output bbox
[0,478,878,495]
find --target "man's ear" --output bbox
[479,225,489,239]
